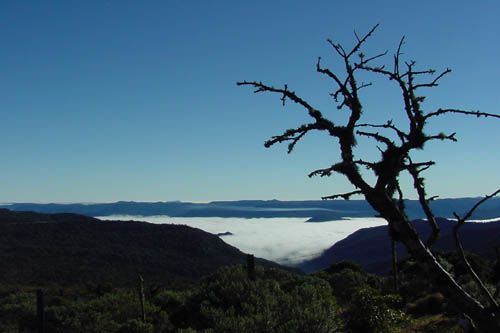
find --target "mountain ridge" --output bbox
[2,197,499,220]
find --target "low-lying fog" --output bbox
[97,216,387,266]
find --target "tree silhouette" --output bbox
[238,25,500,332]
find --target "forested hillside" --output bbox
[0,209,278,287]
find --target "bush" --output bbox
[0,291,38,332]
[45,290,159,333]
[0,266,345,332]
[325,261,365,274]
[406,292,445,316]
[173,266,343,332]
[346,287,408,333]
[116,319,153,333]
[328,268,369,301]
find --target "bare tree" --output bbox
[238,25,500,332]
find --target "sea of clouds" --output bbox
[97,216,387,266]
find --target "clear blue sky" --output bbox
[1,1,499,203]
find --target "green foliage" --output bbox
[325,261,365,274]
[46,290,159,333]
[10,260,494,332]
[0,288,160,333]
[315,261,410,331]
[329,269,369,301]
[116,319,154,333]
[442,251,492,281]
[156,266,343,332]
[0,265,343,332]
[316,261,383,303]
[346,287,408,333]
[151,289,192,329]
[398,251,498,311]
[0,291,37,332]
[406,292,445,316]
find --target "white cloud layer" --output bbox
[98,216,387,266]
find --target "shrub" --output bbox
[406,292,445,316]
[180,266,343,332]
[346,287,408,333]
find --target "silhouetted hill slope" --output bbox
[2,197,499,220]
[299,218,500,274]
[0,209,279,287]
[0,208,99,224]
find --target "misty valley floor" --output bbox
[97,216,387,265]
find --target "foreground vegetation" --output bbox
[2,209,498,331]
[1,251,498,332]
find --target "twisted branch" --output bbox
[264,123,321,153]
[236,81,343,138]
[356,121,409,143]
[453,189,500,310]
[322,190,363,200]
[425,109,500,120]
[406,158,440,248]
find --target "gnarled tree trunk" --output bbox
[238,25,500,331]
